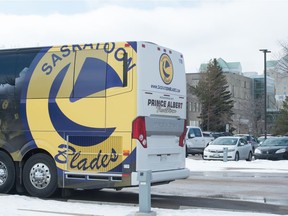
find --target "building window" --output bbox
[193,103,197,112]
[190,121,199,127]
[197,103,201,112]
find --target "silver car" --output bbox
[203,136,253,161]
[234,134,259,152]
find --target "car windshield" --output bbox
[212,137,238,145]
[261,138,288,147]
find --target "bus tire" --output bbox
[23,153,58,198]
[0,151,15,193]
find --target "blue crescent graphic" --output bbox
[49,58,122,147]
[70,57,122,102]
[162,60,171,78]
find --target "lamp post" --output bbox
[259,49,271,139]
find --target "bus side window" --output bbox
[16,49,40,98]
[0,51,19,137]
[0,52,17,97]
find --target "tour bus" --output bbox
[0,41,189,198]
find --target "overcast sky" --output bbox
[0,0,288,73]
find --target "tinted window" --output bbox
[262,138,288,146]
[188,128,202,137]
[0,52,17,98]
[240,138,248,144]
[16,50,40,99]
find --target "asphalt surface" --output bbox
[7,154,288,215]
[62,188,288,215]
[58,155,288,215]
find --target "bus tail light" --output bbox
[179,120,186,147]
[123,150,130,156]
[132,117,147,148]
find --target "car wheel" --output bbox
[234,152,239,161]
[0,151,15,193]
[246,151,252,161]
[23,153,58,198]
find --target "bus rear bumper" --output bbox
[131,168,190,185]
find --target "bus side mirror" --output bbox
[123,52,128,87]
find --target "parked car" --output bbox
[234,134,259,152]
[185,126,214,157]
[204,131,232,139]
[203,131,214,138]
[254,137,288,160]
[257,135,273,145]
[203,136,253,161]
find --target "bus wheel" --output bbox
[23,153,58,198]
[0,151,15,193]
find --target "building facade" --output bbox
[266,59,288,109]
[187,58,276,135]
[186,72,253,134]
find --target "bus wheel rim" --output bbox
[0,161,8,186]
[29,163,51,189]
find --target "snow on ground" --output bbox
[0,194,285,216]
[1,159,287,216]
[186,158,288,173]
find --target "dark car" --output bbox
[254,137,288,160]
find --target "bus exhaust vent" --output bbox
[65,173,122,182]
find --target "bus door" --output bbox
[65,49,109,174]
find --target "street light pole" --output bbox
[259,49,271,139]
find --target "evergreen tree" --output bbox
[273,96,288,135]
[191,59,234,132]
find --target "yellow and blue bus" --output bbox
[0,41,189,197]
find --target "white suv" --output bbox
[185,126,214,157]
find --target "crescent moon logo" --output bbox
[22,46,126,148]
[159,54,173,85]
[48,62,117,147]
[20,42,138,173]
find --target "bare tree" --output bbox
[233,97,264,136]
[277,40,288,73]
